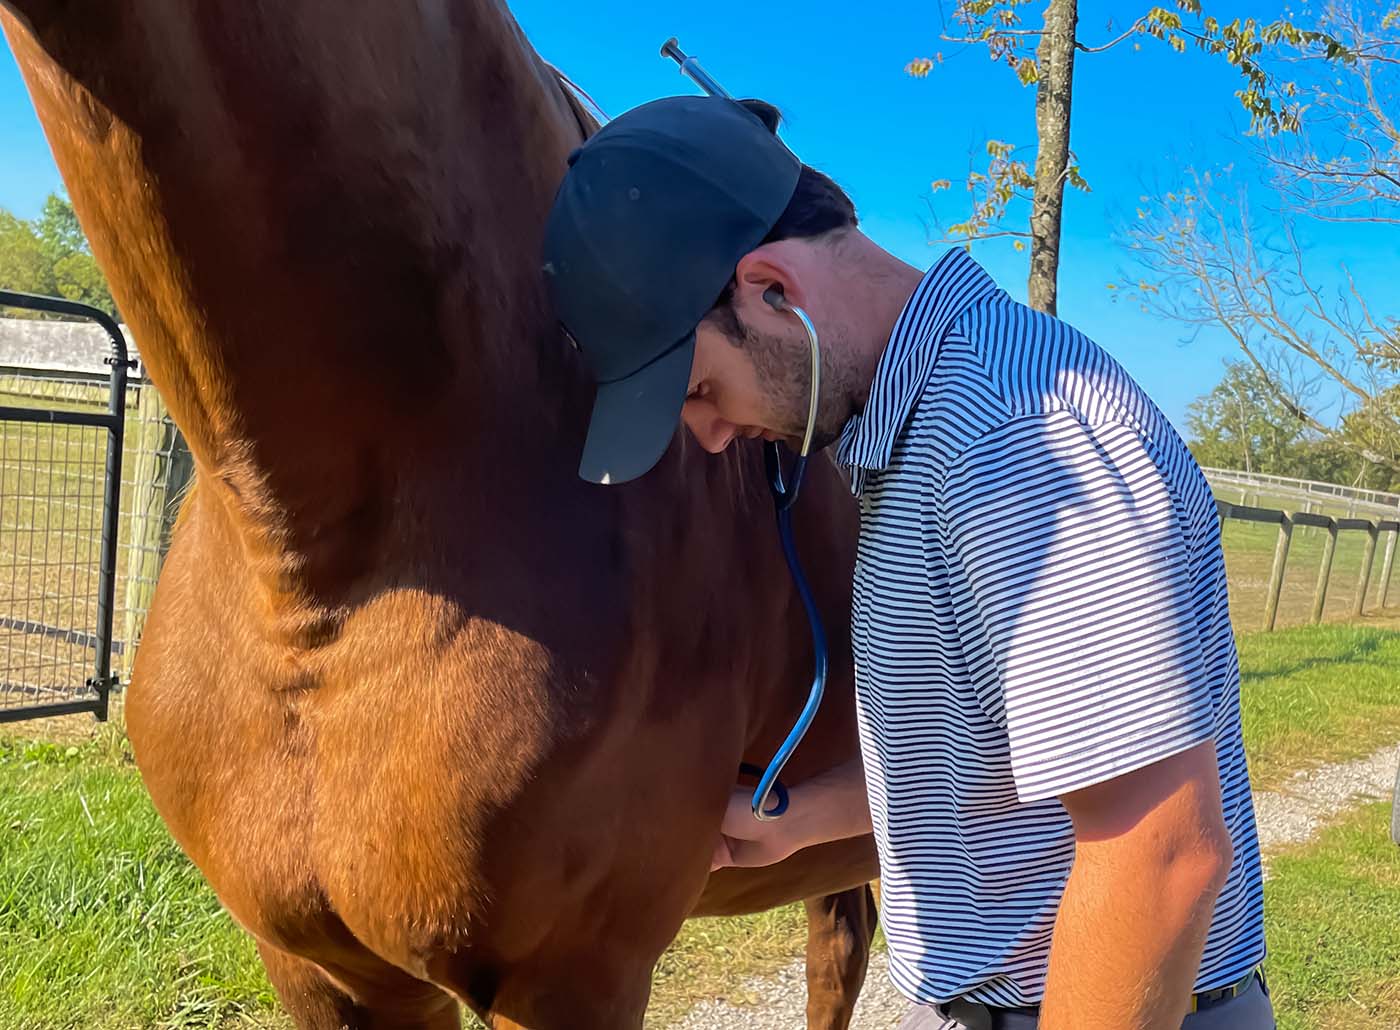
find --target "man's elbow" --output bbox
[1167,815,1233,907]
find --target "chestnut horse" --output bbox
[2,2,879,1026]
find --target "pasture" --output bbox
[0,372,183,722]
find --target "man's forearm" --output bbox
[1039,842,1229,1030]
[787,758,873,849]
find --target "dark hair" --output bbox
[708,100,858,340]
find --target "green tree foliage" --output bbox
[0,209,52,298]
[1187,360,1312,473]
[0,193,117,319]
[1187,360,1397,490]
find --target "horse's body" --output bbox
[2,3,879,1025]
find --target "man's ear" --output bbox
[734,245,803,313]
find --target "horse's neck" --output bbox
[3,1,588,601]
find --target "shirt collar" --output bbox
[835,248,1001,495]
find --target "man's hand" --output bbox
[711,788,810,870]
[1040,740,1234,1030]
[710,759,872,872]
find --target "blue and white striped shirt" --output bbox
[835,249,1265,1006]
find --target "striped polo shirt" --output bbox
[835,248,1265,1006]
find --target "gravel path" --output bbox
[1252,743,1398,852]
[664,742,1400,1030]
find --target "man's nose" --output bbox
[682,405,738,454]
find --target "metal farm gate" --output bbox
[0,290,134,723]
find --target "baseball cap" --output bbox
[542,94,800,484]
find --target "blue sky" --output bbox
[1,1,1388,432]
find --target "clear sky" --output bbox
[1,2,1389,432]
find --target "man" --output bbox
[542,94,1270,1030]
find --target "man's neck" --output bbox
[842,233,927,411]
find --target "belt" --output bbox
[946,967,1263,1027]
[1189,968,1263,1013]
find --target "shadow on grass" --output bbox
[1239,633,1387,684]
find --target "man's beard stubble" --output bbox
[742,322,858,452]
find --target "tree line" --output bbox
[0,192,117,318]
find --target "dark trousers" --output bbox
[895,974,1274,1030]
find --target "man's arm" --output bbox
[1040,740,1233,1030]
[711,758,871,870]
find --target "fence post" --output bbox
[1380,528,1398,610]
[1354,521,1380,618]
[121,382,194,675]
[1312,520,1339,625]
[1264,514,1293,632]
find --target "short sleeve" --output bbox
[940,410,1214,804]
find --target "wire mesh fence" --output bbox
[0,360,187,718]
[0,409,108,715]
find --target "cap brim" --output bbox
[578,331,696,485]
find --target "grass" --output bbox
[1265,802,1400,1030]
[0,380,178,716]
[0,402,1397,1030]
[1237,625,1400,791]
[1212,485,1396,523]
[0,737,283,1030]
[647,906,812,1026]
[0,728,811,1030]
[0,403,110,705]
[644,622,1400,1022]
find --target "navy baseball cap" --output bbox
[543,95,800,484]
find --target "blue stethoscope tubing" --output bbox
[750,445,830,821]
[749,300,828,822]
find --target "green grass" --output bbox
[648,904,813,1026]
[1238,625,1400,791]
[0,737,284,1030]
[1213,485,1394,523]
[1265,802,1400,1030]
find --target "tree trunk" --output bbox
[1028,0,1078,315]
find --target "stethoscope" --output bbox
[749,288,828,821]
[656,40,830,822]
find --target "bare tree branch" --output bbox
[1120,162,1399,469]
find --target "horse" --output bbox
[1,2,879,1026]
